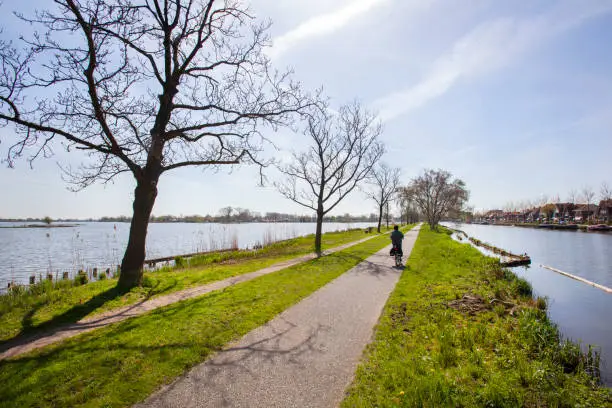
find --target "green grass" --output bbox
[0,228,411,408]
[0,228,373,344]
[342,226,611,408]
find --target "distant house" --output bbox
[597,200,612,223]
[553,203,576,222]
[485,210,504,223]
[573,204,598,223]
[526,208,540,223]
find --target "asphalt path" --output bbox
[136,225,421,408]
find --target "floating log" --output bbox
[540,265,612,294]
[451,228,531,268]
[501,257,531,267]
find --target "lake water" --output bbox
[447,223,612,386]
[0,221,374,287]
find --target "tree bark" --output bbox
[377,204,383,233]
[314,208,324,256]
[118,178,158,289]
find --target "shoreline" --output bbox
[0,224,79,229]
[469,222,612,232]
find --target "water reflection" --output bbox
[447,223,612,386]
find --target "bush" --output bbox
[74,271,88,286]
[174,256,186,268]
[28,279,54,296]
[98,272,107,280]
[557,340,583,374]
[514,277,532,297]
[142,276,157,288]
[536,296,547,310]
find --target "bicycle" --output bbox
[391,245,402,267]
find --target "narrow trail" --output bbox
[0,234,380,361]
[136,225,421,408]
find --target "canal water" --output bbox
[448,223,612,386]
[0,221,374,288]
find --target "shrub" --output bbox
[535,296,547,311]
[74,271,88,286]
[557,340,583,374]
[29,279,54,296]
[514,277,532,297]
[142,276,157,288]
[174,256,186,268]
[98,272,107,280]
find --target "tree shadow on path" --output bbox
[0,285,131,354]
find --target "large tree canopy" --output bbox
[0,0,314,288]
[405,169,469,230]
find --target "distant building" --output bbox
[552,203,576,222]
[597,200,612,223]
[573,204,598,223]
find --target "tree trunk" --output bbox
[377,204,383,233]
[386,201,390,229]
[314,208,324,256]
[118,178,158,289]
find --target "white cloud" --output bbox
[374,0,612,121]
[267,0,389,59]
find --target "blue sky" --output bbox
[1,0,612,218]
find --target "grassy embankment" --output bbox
[342,226,611,407]
[0,227,385,343]
[0,226,412,408]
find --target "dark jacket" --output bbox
[390,230,404,248]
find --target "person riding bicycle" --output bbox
[390,225,404,257]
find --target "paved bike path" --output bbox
[0,234,379,361]
[137,225,420,408]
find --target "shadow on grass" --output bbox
[0,239,382,363]
[0,285,130,354]
[0,292,329,408]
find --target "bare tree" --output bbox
[275,102,384,255]
[365,163,400,233]
[582,186,595,223]
[0,1,314,289]
[219,206,233,222]
[600,182,612,201]
[568,189,578,205]
[397,186,420,224]
[405,169,469,230]
[235,207,251,222]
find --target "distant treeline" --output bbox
[0,217,92,223]
[2,209,379,224]
[99,209,379,224]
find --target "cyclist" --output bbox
[390,225,404,257]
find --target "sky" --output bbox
[1,0,612,218]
